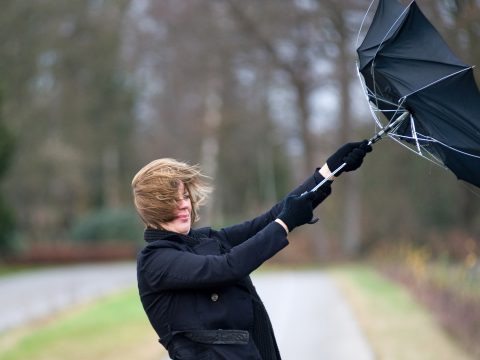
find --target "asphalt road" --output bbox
[159,270,374,360]
[252,270,373,360]
[0,264,373,359]
[0,262,136,332]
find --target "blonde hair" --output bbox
[131,158,211,229]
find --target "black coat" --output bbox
[137,171,329,360]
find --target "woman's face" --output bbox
[160,182,192,235]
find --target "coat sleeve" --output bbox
[220,169,330,247]
[139,222,288,290]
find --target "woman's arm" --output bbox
[219,168,332,247]
[201,141,371,248]
[139,222,288,290]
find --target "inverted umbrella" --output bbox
[308,0,480,196]
[354,0,480,188]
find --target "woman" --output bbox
[132,140,371,360]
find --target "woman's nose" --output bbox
[177,198,189,208]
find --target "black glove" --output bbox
[326,140,372,176]
[277,192,316,232]
[312,184,332,209]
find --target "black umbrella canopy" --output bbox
[357,0,407,71]
[357,0,480,188]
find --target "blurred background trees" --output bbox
[0,0,479,263]
[0,85,15,253]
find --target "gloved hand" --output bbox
[326,140,372,176]
[277,192,316,232]
[312,184,332,209]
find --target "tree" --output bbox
[0,0,135,245]
[0,84,15,253]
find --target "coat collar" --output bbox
[144,227,200,247]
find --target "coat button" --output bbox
[210,293,219,302]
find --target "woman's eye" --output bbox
[178,193,190,201]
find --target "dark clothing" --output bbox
[137,171,329,360]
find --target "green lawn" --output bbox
[330,264,472,360]
[0,265,49,277]
[0,288,165,360]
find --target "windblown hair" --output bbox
[131,158,211,229]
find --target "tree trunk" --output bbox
[200,84,222,226]
[336,5,361,257]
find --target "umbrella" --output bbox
[354,0,480,188]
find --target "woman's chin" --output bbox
[179,225,191,235]
[174,220,191,235]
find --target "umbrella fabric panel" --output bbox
[357,0,407,70]
[362,69,403,117]
[395,70,480,187]
[360,1,469,99]
[434,144,480,188]
[405,69,480,149]
[381,2,467,68]
[357,0,480,188]
[369,56,468,99]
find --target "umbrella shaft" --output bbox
[368,111,410,146]
[308,112,409,194]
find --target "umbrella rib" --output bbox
[355,0,376,48]
[366,89,401,108]
[419,146,447,167]
[392,131,480,160]
[418,135,480,159]
[371,60,381,110]
[399,66,472,100]
[388,134,447,168]
[410,115,422,155]
[357,66,384,128]
[369,100,406,128]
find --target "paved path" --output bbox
[161,270,373,360]
[0,262,136,333]
[252,270,373,360]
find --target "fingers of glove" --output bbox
[312,194,328,208]
[352,147,367,160]
[360,140,373,153]
[319,185,332,198]
[343,148,362,162]
[343,150,365,171]
[314,186,331,202]
[284,193,314,213]
[346,146,368,161]
[346,161,364,172]
[345,141,365,154]
[299,191,316,202]
[346,140,370,155]
[292,193,315,213]
[327,141,366,174]
[345,145,368,160]
[280,194,315,230]
[327,144,350,170]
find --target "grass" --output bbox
[330,264,472,360]
[0,265,50,277]
[426,262,480,300]
[0,288,165,360]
